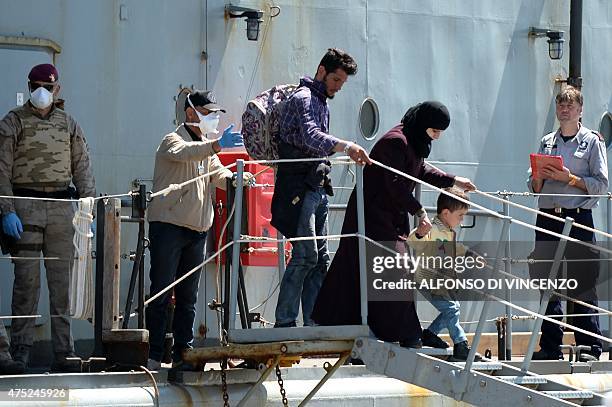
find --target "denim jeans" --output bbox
[420,290,467,344]
[146,222,206,362]
[275,187,330,326]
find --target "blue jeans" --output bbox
[146,222,206,362]
[420,290,467,344]
[275,188,330,326]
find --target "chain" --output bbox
[221,359,230,407]
[275,364,289,406]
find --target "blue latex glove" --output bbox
[2,212,23,240]
[218,124,244,149]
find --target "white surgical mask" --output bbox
[185,95,220,136]
[30,86,54,109]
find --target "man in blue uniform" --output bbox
[528,86,608,361]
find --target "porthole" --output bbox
[358,97,380,141]
[599,111,612,149]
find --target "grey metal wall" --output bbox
[0,0,610,346]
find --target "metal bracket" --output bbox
[237,355,282,407]
[298,352,351,406]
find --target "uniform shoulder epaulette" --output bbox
[591,130,604,142]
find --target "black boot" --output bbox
[274,321,297,328]
[450,341,482,362]
[421,329,449,349]
[0,358,25,375]
[532,348,563,361]
[399,338,423,349]
[9,344,30,368]
[50,352,81,373]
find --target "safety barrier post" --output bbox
[355,164,368,325]
[503,195,512,359]
[521,217,574,372]
[464,216,511,373]
[229,160,245,330]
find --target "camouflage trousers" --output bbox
[0,318,9,360]
[10,198,75,354]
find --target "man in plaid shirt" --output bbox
[271,48,371,327]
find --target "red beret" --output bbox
[28,64,59,83]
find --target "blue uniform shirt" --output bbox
[527,124,609,209]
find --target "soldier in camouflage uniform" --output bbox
[0,64,95,372]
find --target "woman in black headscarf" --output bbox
[312,101,475,346]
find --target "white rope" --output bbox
[237,233,355,244]
[214,199,236,344]
[481,191,611,198]
[0,192,133,203]
[0,256,61,261]
[242,156,351,166]
[472,188,612,240]
[70,197,95,320]
[514,312,611,319]
[425,160,612,241]
[490,293,612,345]
[142,232,361,311]
[421,189,611,198]
[376,159,612,256]
[485,263,612,317]
[94,192,134,200]
[0,194,79,202]
[149,163,237,198]
[143,240,234,308]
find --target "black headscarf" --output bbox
[401,101,450,158]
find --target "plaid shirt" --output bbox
[278,76,339,157]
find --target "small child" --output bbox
[408,188,479,361]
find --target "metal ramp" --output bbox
[352,337,606,407]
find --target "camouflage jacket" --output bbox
[0,102,95,213]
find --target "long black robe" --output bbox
[311,124,455,343]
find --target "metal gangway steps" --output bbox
[182,324,606,406]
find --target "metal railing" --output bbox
[66,154,611,376]
[222,156,612,377]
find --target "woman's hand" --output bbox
[416,213,432,236]
[454,176,476,191]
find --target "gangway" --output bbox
[195,158,611,406]
[353,337,605,406]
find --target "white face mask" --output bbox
[30,86,54,109]
[185,95,220,136]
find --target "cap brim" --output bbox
[203,103,226,113]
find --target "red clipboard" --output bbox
[530,154,564,179]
